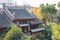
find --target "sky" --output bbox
[13,0,60,7]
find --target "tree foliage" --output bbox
[39,4,57,22]
[35,34,45,40]
[26,35,32,40]
[3,24,25,40]
[50,22,60,40]
[40,4,57,15]
[57,1,60,7]
[30,7,43,19]
[56,9,60,17]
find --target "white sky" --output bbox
[12,0,60,7]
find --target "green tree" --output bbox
[45,25,52,40]
[3,24,25,40]
[40,3,57,21]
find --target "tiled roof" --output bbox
[6,6,35,19]
[0,10,10,28]
[34,18,43,24]
[30,19,43,24]
[4,5,43,24]
[6,6,43,24]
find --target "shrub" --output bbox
[26,35,32,40]
[50,22,60,40]
[3,24,25,40]
[36,34,45,40]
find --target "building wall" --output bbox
[13,20,27,24]
[0,27,7,32]
[30,24,39,29]
[13,19,34,24]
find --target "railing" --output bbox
[19,24,29,27]
[31,28,45,33]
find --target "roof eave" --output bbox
[12,18,35,21]
[30,22,43,25]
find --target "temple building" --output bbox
[0,3,45,38]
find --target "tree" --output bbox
[30,7,43,19]
[44,24,52,40]
[50,22,60,40]
[56,9,60,17]
[39,4,57,22]
[39,4,57,40]
[39,4,45,14]
[3,24,25,40]
[57,1,60,8]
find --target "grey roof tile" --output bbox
[5,6,43,24]
[34,18,43,23]
[7,7,35,19]
[0,10,10,28]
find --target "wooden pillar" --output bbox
[27,20,30,31]
[27,20,31,35]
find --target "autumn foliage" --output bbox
[30,7,43,19]
[50,22,60,40]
